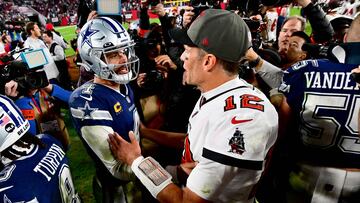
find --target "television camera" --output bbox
[0,48,49,95]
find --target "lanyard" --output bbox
[31,96,42,116]
[31,91,49,116]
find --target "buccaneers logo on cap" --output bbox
[228,128,245,155]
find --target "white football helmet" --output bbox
[0,95,30,152]
[77,17,139,84]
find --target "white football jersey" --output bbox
[184,78,278,203]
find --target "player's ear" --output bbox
[299,51,307,61]
[203,54,216,72]
[343,32,348,43]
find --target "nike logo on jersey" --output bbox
[231,117,253,124]
[80,95,93,101]
[0,185,13,192]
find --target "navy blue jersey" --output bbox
[69,82,139,182]
[280,59,360,168]
[0,134,79,202]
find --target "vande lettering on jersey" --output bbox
[305,71,360,90]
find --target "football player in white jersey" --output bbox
[69,17,141,202]
[108,9,278,203]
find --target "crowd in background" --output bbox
[0,0,360,202]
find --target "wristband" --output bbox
[249,56,261,68]
[131,156,172,198]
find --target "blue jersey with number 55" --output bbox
[280,59,360,168]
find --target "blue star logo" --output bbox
[78,101,98,119]
[81,22,99,48]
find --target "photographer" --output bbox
[4,60,71,150]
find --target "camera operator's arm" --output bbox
[4,80,19,98]
[140,123,185,149]
[155,4,173,48]
[297,0,334,43]
[246,47,283,89]
[183,7,195,28]
[87,10,98,22]
[140,3,151,34]
[43,84,72,103]
[77,0,92,28]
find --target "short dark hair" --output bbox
[198,48,240,75]
[218,58,240,75]
[291,31,311,43]
[25,22,36,36]
[44,30,53,39]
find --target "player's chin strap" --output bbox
[77,62,92,71]
[131,156,173,198]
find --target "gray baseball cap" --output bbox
[170,9,252,62]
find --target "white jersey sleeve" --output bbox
[80,125,134,181]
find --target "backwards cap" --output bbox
[170,9,251,63]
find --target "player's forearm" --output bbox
[256,60,283,89]
[49,84,71,102]
[141,127,185,149]
[157,183,184,203]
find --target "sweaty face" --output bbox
[104,48,129,75]
[278,19,302,59]
[180,45,205,87]
[285,36,307,65]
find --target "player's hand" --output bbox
[4,80,19,97]
[137,73,146,87]
[87,10,98,22]
[176,161,198,184]
[42,84,53,94]
[351,66,360,74]
[183,6,195,28]
[180,161,198,175]
[154,3,166,17]
[351,66,360,86]
[245,47,259,62]
[295,0,311,7]
[155,55,177,70]
[108,131,142,165]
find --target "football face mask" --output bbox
[99,43,139,84]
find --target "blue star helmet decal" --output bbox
[81,22,99,48]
